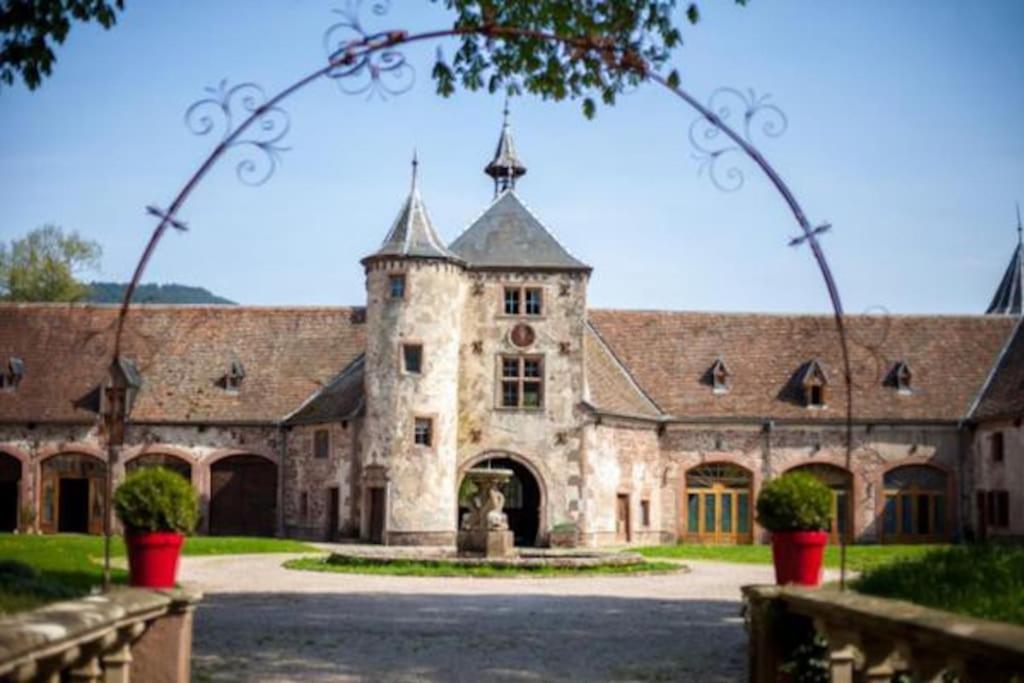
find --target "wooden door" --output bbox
[327,487,340,541]
[0,454,19,532]
[684,485,753,544]
[616,494,630,543]
[368,488,385,543]
[209,456,277,536]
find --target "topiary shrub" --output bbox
[756,471,832,532]
[114,467,198,534]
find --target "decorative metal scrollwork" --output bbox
[324,0,414,100]
[184,80,291,186]
[689,87,787,192]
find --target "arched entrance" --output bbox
[683,462,753,544]
[789,463,853,544]
[126,453,193,482]
[459,456,541,547]
[0,452,22,532]
[209,454,277,536]
[39,453,107,534]
[881,465,950,543]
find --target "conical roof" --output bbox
[363,158,459,263]
[448,191,589,271]
[986,208,1023,315]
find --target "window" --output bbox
[641,500,651,528]
[225,360,245,392]
[414,417,433,447]
[1,357,23,392]
[300,492,309,519]
[403,344,423,374]
[992,432,1005,463]
[502,286,543,316]
[808,385,825,408]
[504,288,521,315]
[985,490,1010,529]
[882,465,949,543]
[389,274,406,299]
[799,359,828,408]
[314,429,329,459]
[500,356,543,409]
[892,360,913,393]
[709,358,730,394]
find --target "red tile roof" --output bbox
[0,304,365,423]
[587,310,1018,422]
[972,317,1024,421]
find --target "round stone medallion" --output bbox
[509,323,536,348]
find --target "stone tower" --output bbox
[360,157,465,545]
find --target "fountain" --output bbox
[457,467,515,558]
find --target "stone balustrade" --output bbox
[743,585,1024,682]
[0,588,201,683]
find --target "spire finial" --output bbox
[411,149,419,191]
[485,99,527,197]
[1017,201,1022,246]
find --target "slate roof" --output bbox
[484,113,527,184]
[986,237,1022,315]
[587,310,1018,422]
[364,168,458,263]
[971,317,1024,421]
[448,191,590,271]
[0,304,365,424]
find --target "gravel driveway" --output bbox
[184,552,778,682]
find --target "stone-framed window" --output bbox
[799,359,828,409]
[499,355,544,409]
[314,429,329,459]
[502,286,543,316]
[987,490,1010,529]
[991,432,1005,463]
[641,499,651,528]
[709,358,730,394]
[389,274,406,300]
[403,344,423,374]
[414,417,433,447]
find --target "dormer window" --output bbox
[1,357,24,392]
[224,360,245,392]
[890,360,913,394]
[709,358,731,394]
[800,359,828,409]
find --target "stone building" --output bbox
[1,115,1022,546]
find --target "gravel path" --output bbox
[184,551,786,683]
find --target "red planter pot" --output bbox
[770,530,828,586]
[125,531,185,588]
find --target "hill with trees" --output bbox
[86,282,236,305]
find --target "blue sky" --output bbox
[2,1,1022,313]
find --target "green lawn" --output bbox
[0,533,320,615]
[285,554,680,578]
[854,544,1024,626]
[635,543,943,572]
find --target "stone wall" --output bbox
[0,421,284,535]
[971,419,1024,538]
[282,420,357,539]
[660,422,963,542]
[362,258,466,544]
[580,419,663,546]
[456,270,589,546]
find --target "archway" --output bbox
[881,464,950,543]
[126,453,193,482]
[459,456,541,547]
[683,462,754,545]
[0,452,22,532]
[788,463,853,544]
[39,453,107,534]
[208,454,277,537]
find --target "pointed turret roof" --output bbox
[484,101,526,196]
[985,204,1023,315]
[448,191,589,271]
[363,155,459,264]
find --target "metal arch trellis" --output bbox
[106,1,857,589]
